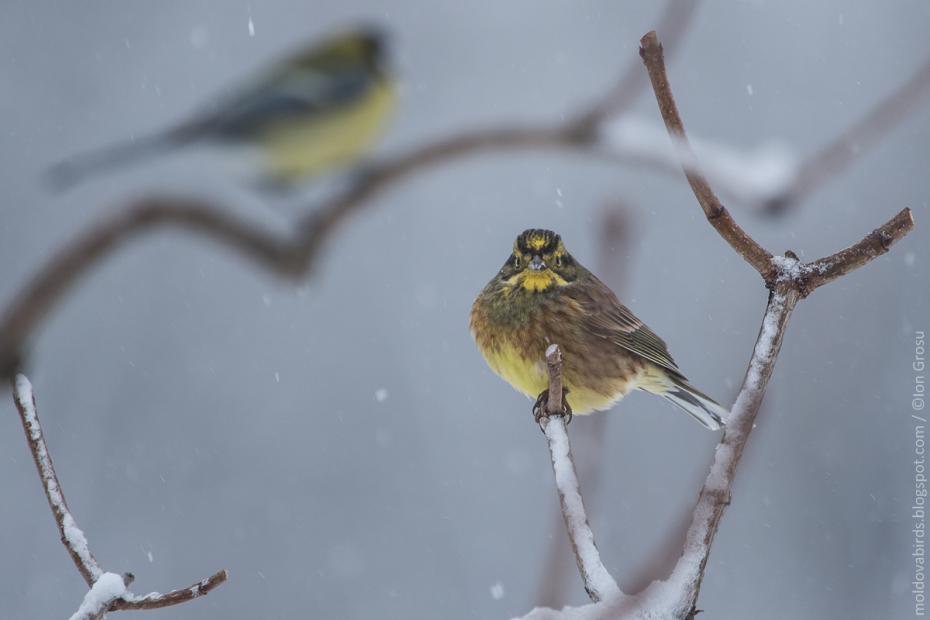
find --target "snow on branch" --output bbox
[603,117,798,208]
[12,373,103,586]
[538,345,622,604]
[69,572,131,620]
[10,373,228,616]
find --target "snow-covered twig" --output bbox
[536,205,638,608]
[641,288,800,618]
[10,373,228,616]
[538,345,622,604]
[110,569,229,611]
[11,373,102,587]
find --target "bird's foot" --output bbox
[533,389,573,430]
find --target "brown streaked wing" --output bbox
[576,275,683,376]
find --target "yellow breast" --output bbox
[478,339,550,401]
[260,79,395,181]
[472,330,634,415]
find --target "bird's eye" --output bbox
[513,256,522,269]
[555,256,564,268]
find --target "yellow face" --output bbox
[498,229,579,292]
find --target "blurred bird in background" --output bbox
[471,229,728,430]
[46,26,395,191]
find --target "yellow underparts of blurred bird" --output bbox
[260,79,395,183]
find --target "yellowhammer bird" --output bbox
[470,229,727,430]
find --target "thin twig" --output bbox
[771,55,930,212]
[10,373,228,615]
[639,31,775,280]
[11,374,102,586]
[535,203,636,609]
[110,569,229,611]
[538,345,621,604]
[802,207,915,294]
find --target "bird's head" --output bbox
[293,26,389,74]
[498,229,580,292]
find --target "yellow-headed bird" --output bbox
[470,229,727,430]
[46,27,395,190]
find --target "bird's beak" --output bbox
[529,255,546,271]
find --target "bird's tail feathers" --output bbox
[661,376,727,431]
[44,127,195,192]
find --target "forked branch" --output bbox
[636,29,914,618]
[521,28,916,620]
[10,374,228,616]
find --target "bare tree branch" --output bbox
[11,374,103,586]
[658,286,799,617]
[638,31,775,279]
[802,207,915,294]
[10,373,228,615]
[110,570,229,611]
[538,345,621,604]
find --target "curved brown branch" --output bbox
[110,569,229,611]
[802,207,915,294]
[0,199,293,377]
[638,31,775,279]
[10,373,228,615]
[11,374,102,587]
